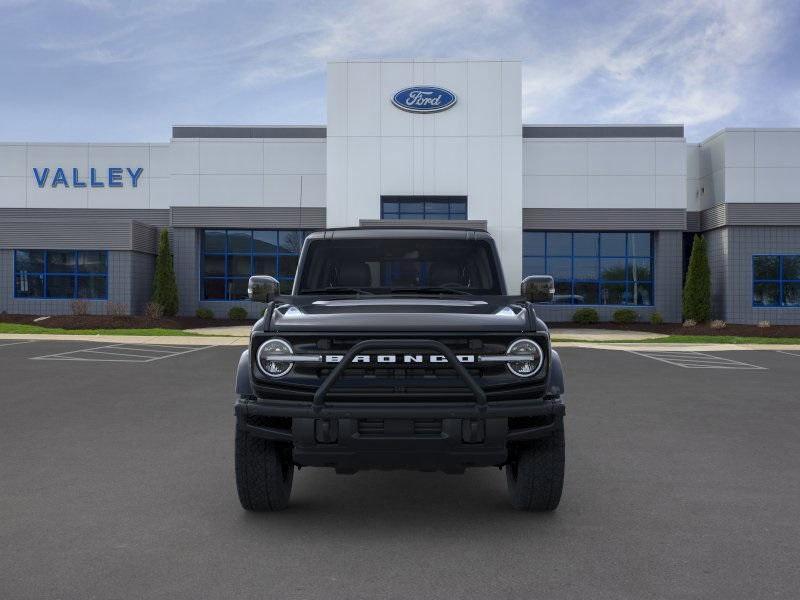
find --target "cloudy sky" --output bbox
[1,0,798,142]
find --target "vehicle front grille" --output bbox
[356,418,444,437]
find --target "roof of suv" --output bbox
[306,227,493,241]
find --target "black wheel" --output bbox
[505,426,564,511]
[235,429,294,511]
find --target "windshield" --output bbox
[296,237,503,295]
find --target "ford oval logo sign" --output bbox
[392,86,457,113]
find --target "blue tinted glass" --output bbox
[547,233,572,256]
[574,282,598,304]
[227,230,251,253]
[753,256,779,280]
[204,230,226,253]
[574,257,598,280]
[628,282,653,306]
[600,233,626,256]
[279,230,304,254]
[382,202,399,214]
[547,257,572,280]
[627,233,651,256]
[753,282,779,306]
[782,256,800,280]
[574,233,598,256]
[523,256,546,276]
[600,257,626,281]
[783,282,800,306]
[253,231,278,253]
[523,232,545,256]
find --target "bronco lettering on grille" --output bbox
[323,354,475,364]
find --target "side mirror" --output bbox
[521,275,555,303]
[248,275,280,303]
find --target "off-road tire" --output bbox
[235,429,294,511]
[505,426,564,511]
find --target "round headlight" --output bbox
[506,338,544,378]
[256,338,294,377]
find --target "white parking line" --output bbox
[0,340,35,349]
[776,350,800,358]
[627,350,766,370]
[31,343,213,363]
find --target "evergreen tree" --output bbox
[152,229,179,317]
[683,234,711,322]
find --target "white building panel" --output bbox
[655,175,685,208]
[198,174,262,206]
[432,61,468,137]
[524,175,587,208]
[755,167,800,203]
[501,61,522,137]
[524,140,586,176]
[379,62,414,137]
[755,130,800,167]
[379,137,412,194]
[148,177,172,209]
[263,174,301,207]
[169,140,199,175]
[587,140,655,175]
[168,174,199,206]
[723,130,755,167]
[263,141,325,175]
[326,62,349,138]
[0,176,26,207]
[199,140,263,175]
[300,174,326,208]
[0,145,27,176]
[587,175,655,208]
[346,137,380,222]
[433,137,468,196]
[466,136,501,221]
[723,168,755,203]
[87,184,149,209]
[27,181,89,208]
[149,144,170,179]
[655,141,686,176]
[467,61,502,136]
[500,136,523,229]
[346,62,380,137]
[325,136,348,227]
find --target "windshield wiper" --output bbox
[388,286,472,296]
[300,287,374,295]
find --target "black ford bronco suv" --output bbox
[234,227,565,511]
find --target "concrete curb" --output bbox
[0,333,249,346]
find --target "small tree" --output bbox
[683,234,711,322]
[152,229,179,317]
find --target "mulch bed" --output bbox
[548,321,800,338]
[0,313,254,330]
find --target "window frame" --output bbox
[522,231,655,306]
[380,196,468,221]
[752,254,800,308]
[200,229,306,301]
[13,249,109,300]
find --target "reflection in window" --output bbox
[381,196,467,220]
[522,231,654,305]
[201,229,308,300]
[14,250,108,299]
[753,255,800,307]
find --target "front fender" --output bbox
[235,349,254,398]
[545,349,565,398]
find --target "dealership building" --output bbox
[1,59,799,323]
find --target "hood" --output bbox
[269,296,531,333]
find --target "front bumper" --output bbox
[235,396,565,473]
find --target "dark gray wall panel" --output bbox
[0,220,140,251]
[170,207,326,229]
[523,125,684,138]
[686,212,701,232]
[172,126,326,139]
[523,208,686,231]
[0,208,169,227]
[131,221,159,254]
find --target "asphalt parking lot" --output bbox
[1,340,799,599]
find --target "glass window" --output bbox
[381,196,467,220]
[523,231,654,305]
[753,255,800,307]
[201,230,307,300]
[13,250,108,299]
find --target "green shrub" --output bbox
[152,229,179,317]
[572,307,599,324]
[228,306,248,320]
[612,309,638,324]
[683,234,710,322]
[649,312,664,325]
[195,308,214,320]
